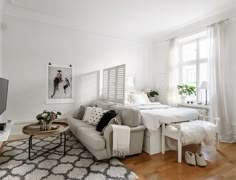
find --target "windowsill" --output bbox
[178,103,210,109]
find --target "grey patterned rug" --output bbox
[0,132,136,180]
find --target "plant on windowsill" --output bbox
[36,110,62,131]
[147,90,159,102]
[177,84,196,103]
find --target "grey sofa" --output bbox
[66,107,146,160]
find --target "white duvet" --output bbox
[132,103,200,132]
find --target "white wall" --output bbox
[150,41,169,104]
[0,0,4,76]
[2,15,152,122]
[0,0,5,122]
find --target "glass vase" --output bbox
[40,121,47,131]
[46,121,52,131]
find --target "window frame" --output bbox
[179,35,208,103]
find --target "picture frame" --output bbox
[46,64,74,104]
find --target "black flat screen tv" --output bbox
[0,78,9,115]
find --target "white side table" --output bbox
[0,120,14,149]
[178,103,210,116]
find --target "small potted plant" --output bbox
[177,84,196,103]
[36,110,62,131]
[147,90,159,102]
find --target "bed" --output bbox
[120,93,200,155]
[131,103,199,154]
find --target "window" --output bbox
[102,64,126,104]
[179,31,209,103]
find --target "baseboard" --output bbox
[10,120,36,137]
[14,120,37,125]
[8,133,28,141]
[233,134,236,141]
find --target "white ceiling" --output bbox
[6,0,236,42]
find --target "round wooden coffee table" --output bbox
[23,121,69,160]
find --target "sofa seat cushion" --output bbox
[77,126,105,150]
[66,117,90,135]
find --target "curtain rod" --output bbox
[165,18,230,42]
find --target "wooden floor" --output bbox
[121,143,236,180]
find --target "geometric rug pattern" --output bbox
[0,132,136,180]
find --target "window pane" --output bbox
[183,64,197,102]
[198,62,209,104]
[199,39,208,59]
[182,42,197,62]
[183,64,196,102]
[199,62,208,85]
[183,64,196,86]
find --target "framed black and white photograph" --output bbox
[46,64,74,104]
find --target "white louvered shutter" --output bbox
[103,70,109,100]
[116,65,125,103]
[102,64,126,104]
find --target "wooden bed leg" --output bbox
[216,132,219,150]
[162,124,165,154]
[178,132,182,163]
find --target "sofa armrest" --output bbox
[103,125,146,158]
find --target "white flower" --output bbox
[41,113,48,118]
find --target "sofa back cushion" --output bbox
[93,100,115,110]
[78,105,86,120]
[121,108,141,127]
[109,105,141,127]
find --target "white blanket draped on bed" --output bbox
[111,125,130,157]
[110,103,200,133]
[134,104,200,132]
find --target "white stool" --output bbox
[161,115,220,163]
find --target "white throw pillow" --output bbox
[125,93,133,104]
[82,106,94,122]
[130,93,150,104]
[87,107,104,125]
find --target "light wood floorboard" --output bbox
[121,143,236,180]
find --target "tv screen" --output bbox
[0,78,9,115]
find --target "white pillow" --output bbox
[87,107,104,125]
[130,93,150,104]
[82,107,94,122]
[125,93,133,105]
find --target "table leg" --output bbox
[64,132,66,155]
[60,133,62,145]
[29,135,33,160]
[28,133,66,160]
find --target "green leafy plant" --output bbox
[147,90,159,98]
[177,84,196,96]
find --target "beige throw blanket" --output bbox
[111,125,130,157]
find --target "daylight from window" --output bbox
[178,31,209,104]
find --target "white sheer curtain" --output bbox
[167,39,181,106]
[208,23,235,143]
